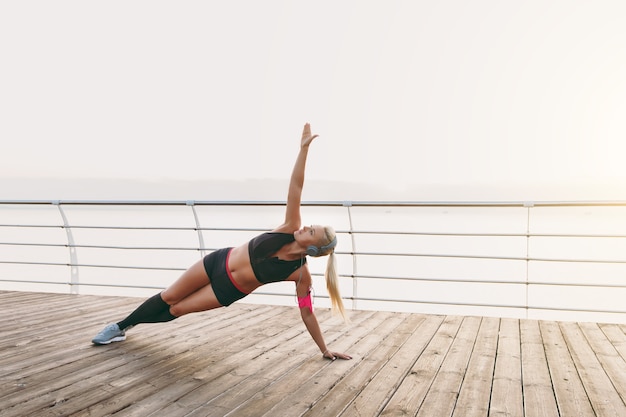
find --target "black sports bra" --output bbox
[248,232,307,284]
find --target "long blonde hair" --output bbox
[320,226,347,321]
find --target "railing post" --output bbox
[53,201,79,294]
[523,201,534,319]
[187,201,206,258]
[343,201,357,310]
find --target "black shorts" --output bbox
[203,248,250,306]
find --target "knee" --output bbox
[160,290,179,306]
[169,303,185,317]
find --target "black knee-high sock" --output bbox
[117,292,177,331]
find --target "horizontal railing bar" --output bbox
[530,234,626,239]
[352,275,527,285]
[525,305,626,315]
[531,257,626,264]
[347,295,527,309]
[0,278,167,291]
[5,223,626,240]
[357,252,626,264]
[0,278,70,286]
[351,296,626,315]
[74,245,202,251]
[353,274,626,289]
[0,260,72,267]
[65,225,199,231]
[2,199,626,207]
[352,230,528,237]
[67,282,167,290]
[0,224,200,231]
[0,242,68,248]
[4,220,626,241]
[0,260,187,271]
[0,224,64,229]
[354,230,626,239]
[358,252,527,260]
[70,264,187,271]
[0,242,204,251]
[2,251,626,266]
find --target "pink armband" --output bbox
[298,291,314,313]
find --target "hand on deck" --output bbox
[323,349,352,361]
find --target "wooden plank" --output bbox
[259,312,408,417]
[600,323,626,363]
[337,315,446,417]
[1,303,277,417]
[0,294,130,347]
[539,321,594,416]
[71,316,297,415]
[520,320,559,417]
[0,295,148,399]
[1,298,271,411]
[579,322,626,409]
[0,297,141,375]
[416,316,482,417]
[599,323,626,406]
[5,292,626,417]
[380,315,464,416]
[452,316,500,417]
[151,310,378,417]
[102,309,376,417]
[305,313,432,417]
[223,311,404,417]
[560,322,626,416]
[65,304,295,417]
[489,318,522,417]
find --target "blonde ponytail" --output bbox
[325,250,348,322]
[317,226,348,321]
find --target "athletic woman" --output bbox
[92,123,352,361]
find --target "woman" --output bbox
[92,123,352,361]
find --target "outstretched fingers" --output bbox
[301,123,318,147]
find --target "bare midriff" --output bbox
[227,244,263,294]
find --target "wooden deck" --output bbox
[2,292,626,417]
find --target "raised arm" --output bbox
[274,123,318,233]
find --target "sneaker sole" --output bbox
[92,335,126,345]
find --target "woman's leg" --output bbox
[163,258,223,315]
[168,283,223,316]
[161,259,214,305]
[93,258,222,344]
[116,292,176,331]
[116,259,216,330]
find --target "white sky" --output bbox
[2,1,626,199]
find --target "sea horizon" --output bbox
[2,177,625,203]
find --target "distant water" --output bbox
[2,177,625,202]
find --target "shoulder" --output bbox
[249,231,296,256]
[291,262,311,284]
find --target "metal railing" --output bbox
[2,200,626,323]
